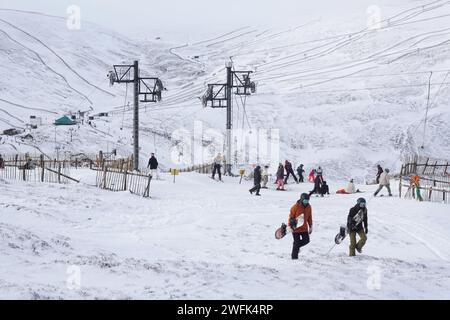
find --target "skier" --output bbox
[347,198,368,256]
[374,168,392,197]
[376,164,383,184]
[212,153,223,181]
[321,180,330,195]
[249,165,262,196]
[288,193,313,259]
[308,169,316,182]
[0,154,4,169]
[296,164,305,183]
[284,160,298,184]
[147,153,159,178]
[309,174,323,197]
[276,163,285,191]
[261,165,269,189]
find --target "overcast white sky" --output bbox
[0,0,410,40]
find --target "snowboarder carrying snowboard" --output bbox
[288,193,313,259]
[347,198,368,256]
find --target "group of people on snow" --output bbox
[286,193,368,259]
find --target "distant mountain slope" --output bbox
[0,1,449,181]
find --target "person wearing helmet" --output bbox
[249,165,262,196]
[376,164,383,184]
[374,168,392,196]
[288,193,313,259]
[296,164,305,183]
[347,198,368,256]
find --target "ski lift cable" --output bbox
[412,70,450,146]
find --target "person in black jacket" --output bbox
[147,153,158,177]
[376,164,383,184]
[321,181,330,195]
[249,165,262,196]
[347,198,368,256]
[296,164,305,183]
[284,160,298,184]
[309,175,323,197]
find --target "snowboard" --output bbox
[334,225,348,244]
[275,223,287,239]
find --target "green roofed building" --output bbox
[54,115,75,126]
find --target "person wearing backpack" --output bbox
[347,198,368,256]
[287,193,313,259]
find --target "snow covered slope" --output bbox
[1,172,449,299]
[0,1,450,179]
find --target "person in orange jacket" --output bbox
[288,193,313,259]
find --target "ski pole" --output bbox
[326,243,337,255]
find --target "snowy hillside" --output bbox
[1,171,449,299]
[0,1,450,180]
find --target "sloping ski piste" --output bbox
[0,1,449,180]
[0,1,450,298]
[1,171,450,299]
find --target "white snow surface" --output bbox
[0,172,449,299]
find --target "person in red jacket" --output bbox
[288,193,313,259]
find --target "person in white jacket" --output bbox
[374,169,392,196]
[261,165,269,188]
[346,179,356,194]
[212,153,223,181]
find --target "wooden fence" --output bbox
[1,153,134,170]
[399,156,450,204]
[177,163,213,174]
[401,155,449,177]
[94,167,152,198]
[0,164,77,184]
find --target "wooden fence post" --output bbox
[102,166,107,189]
[432,161,438,176]
[58,163,62,183]
[399,166,403,198]
[40,154,45,182]
[123,169,128,191]
[144,174,152,198]
[422,158,429,174]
